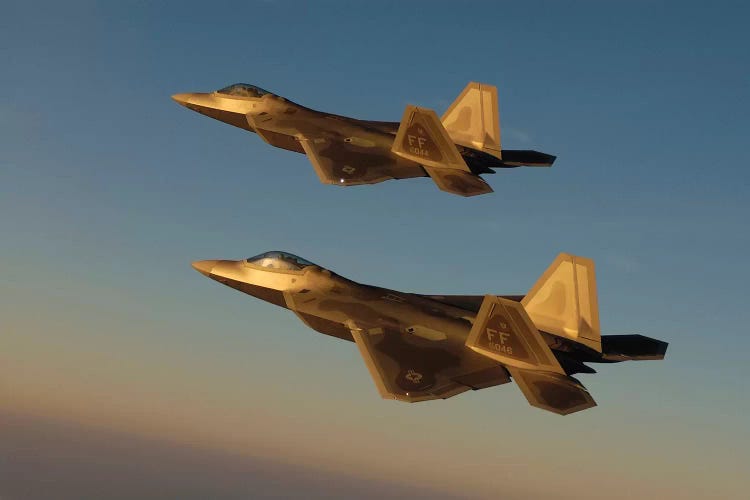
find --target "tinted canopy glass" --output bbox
[217,83,270,98]
[246,251,316,271]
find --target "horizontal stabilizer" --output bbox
[507,367,597,415]
[423,166,493,197]
[601,334,669,361]
[392,105,470,172]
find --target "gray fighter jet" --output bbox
[173,82,555,196]
[192,252,667,415]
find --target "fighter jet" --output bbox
[172,82,555,196]
[192,251,667,415]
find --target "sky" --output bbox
[1,1,749,498]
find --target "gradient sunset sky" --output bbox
[2,1,749,498]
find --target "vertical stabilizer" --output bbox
[392,105,470,171]
[441,82,502,159]
[465,295,597,415]
[521,254,602,352]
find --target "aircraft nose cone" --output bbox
[172,93,192,106]
[192,260,219,277]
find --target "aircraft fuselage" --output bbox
[194,258,474,344]
[174,92,400,154]
[191,252,668,412]
[172,89,543,176]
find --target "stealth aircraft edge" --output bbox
[173,82,555,196]
[192,252,667,415]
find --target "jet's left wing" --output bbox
[297,136,424,186]
[348,323,507,402]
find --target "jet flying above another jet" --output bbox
[192,252,667,415]
[173,82,555,196]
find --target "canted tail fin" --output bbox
[522,254,602,352]
[391,105,493,196]
[392,105,470,171]
[441,82,502,159]
[466,295,564,373]
[465,295,597,415]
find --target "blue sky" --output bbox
[2,1,749,498]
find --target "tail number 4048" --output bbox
[486,328,513,355]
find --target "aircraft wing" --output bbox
[297,135,424,186]
[348,323,508,402]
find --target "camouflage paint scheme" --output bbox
[192,252,668,415]
[172,82,556,196]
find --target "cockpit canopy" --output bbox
[216,83,270,99]
[245,251,316,271]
